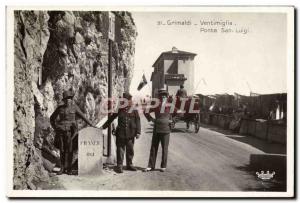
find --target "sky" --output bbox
[129,12,287,97]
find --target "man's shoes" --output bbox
[66,170,78,175]
[126,165,137,171]
[52,167,61,172]
[160,168,166,172]
[66,169,73,175]
[56,170,63,175]
[56,168,64,175]
[115,166,123,173]
[143,167,154,172]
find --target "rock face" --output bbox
[13,10,137,189]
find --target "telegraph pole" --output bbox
[107,12,115,158]
[107,39,112,157]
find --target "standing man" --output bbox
[176,84,188,98]
[102,92,141,173]
[50,90,94,175]
[144,88,174,172]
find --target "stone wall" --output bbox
[200,112,286,144]
[13,10,137,189]
[239,119,286,144]
[200,112,233,130]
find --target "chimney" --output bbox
[172,46,178,53]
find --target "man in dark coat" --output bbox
[176,84,188,98]
[50,90,94,175]
[144,88,174,172]
[102,92,141,173]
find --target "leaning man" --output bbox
[102,92,141,173]
[50,90,94,175]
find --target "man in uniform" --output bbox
[102,92,141,173]
[176,84,188,98]
[144,88,174,172]
[50,90,94,175]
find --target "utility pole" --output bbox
[108,39,112,157]
[107,12,115,158]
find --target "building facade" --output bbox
[150,47,197,97]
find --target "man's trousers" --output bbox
[116,137,135,167]
[147,132,170,169]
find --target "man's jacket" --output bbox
[176,89,188,98]
[50,103,93,132]
[144,99,175,134]
[103,107,141,139]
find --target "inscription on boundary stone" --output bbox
[78,127,103,176]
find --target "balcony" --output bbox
[165,74,187,81]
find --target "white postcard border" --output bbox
[6,6,295,198]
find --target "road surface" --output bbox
[50,116,286,191]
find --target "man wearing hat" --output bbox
[50,89,94,175]
[144,88,173,172]
[102,92,141,173]
[176,84,188,98]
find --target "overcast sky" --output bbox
[129,12,287,97]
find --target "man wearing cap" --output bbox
[50,90,94,175]
[144,88,174,172]
[176,84,188,98]
[102,92,141,173]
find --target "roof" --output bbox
[152,48,197,67]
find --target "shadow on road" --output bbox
[235,153,287,191]
[226,135,286,154]
[200,123,286,155]
[104,164,147,172]
[199,123,287,192]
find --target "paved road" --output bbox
[54,116,286,191]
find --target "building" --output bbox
[150,47,197,97]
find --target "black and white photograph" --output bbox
[6,6,294,198]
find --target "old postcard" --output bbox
[6,6,294,198]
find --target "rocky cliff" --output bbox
[13,10,137,189]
